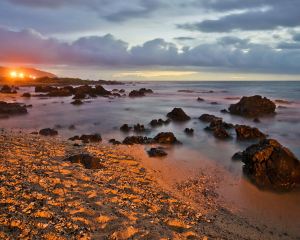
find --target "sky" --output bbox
[0,0,300,81]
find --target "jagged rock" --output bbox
[153,132,181,144]
[147,148,167,157]
[184,128,194,135]
[64,154,103,169]
[149,119,170,127]
[199,114,222,123]
[167,108,190,121]
[229,95,276,117]
[235,125,266,140]
[0,101,28,115]
[238,139,300,191]
[123,136,152,145]
[120,124,132,132]
[39,128,58,136]
[129,88,153,97]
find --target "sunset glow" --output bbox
[9,71,36,79]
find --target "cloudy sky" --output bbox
[1,0,300,80]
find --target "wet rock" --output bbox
[94,85,111,96]
[64,154,104,169]
[109,139,121,145]
[119,89,125,93]
[123,136,152,145]
[149,119,170,127]
[39,128,58,136]
[69,134,102,143]
[22,92,31,98]
[147,147,168,157]
[197,97,204,101]
[229,95,276,117]
[213,127,230,139]
[0,101,28,115]
[133,124,145,132]
[199,114,222,123]
[1,85,17,94]
[184,128,194,135]
[167,108,191,121]
[71,99,83,105]
[239,139,300,191]
[153,132,181,144]
[73,92,86,99]
[235,125,266,140]
[129,88,153,97]
[120,124,132,132]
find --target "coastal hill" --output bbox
[0,66,123,85]
[0,66,57,79]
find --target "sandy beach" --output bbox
[0,129,298,239]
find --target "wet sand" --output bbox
[0,130,298,239]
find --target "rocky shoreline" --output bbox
[0,130,298,239]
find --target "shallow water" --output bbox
[1,81,300,235]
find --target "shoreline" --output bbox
[0,130,297,239]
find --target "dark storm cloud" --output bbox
[178,0,300,32]
[1,27,300,74]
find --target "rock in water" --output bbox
[64,154,103,169]
[229,95,276,117]
[167,108,191,121]
[239,139,300,191]
[235,125,266,140]
[39,128,58,136]
[122,136,152,145]
[0,101,28,115]
[147,148,167,157]
[153,132,181,144]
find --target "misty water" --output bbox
[1,81,300,235]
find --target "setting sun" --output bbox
[9,71,17,78]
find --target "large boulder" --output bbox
[229,95,276,117]
[235,125,266,140]
[0,101,27,115]
[167,108,190,121]
[238,139,300,191]
[64,154,103,169]
[153,132,181,144]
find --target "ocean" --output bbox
[1,80,300,234]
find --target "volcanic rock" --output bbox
[167,108,190,121]
[229,95,276,117]
[237,139,300,191]
[64,154,104,169]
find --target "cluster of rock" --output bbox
[149,119,170,127]
[233,139,300,191]
[0,101,28,115]
[35,84,113,99]
[229,95,276,117]
[120,124,148,133]
[199,114,267,140]
[0,85,18,94]
[129,88,153,97]
[69,134,102,143]
[122,132,180,145]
